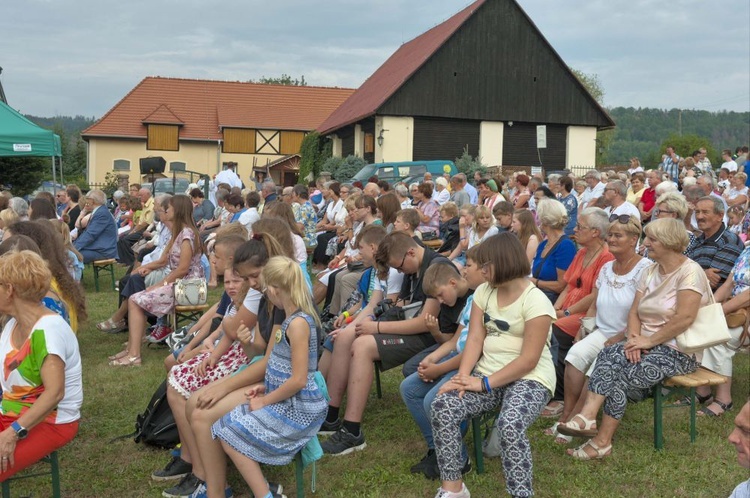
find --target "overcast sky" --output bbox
[2,0,748,118]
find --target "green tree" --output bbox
[645,134,718,169]
[253,74,307,86]
[321,156,345,179]
[455,147,485,179]
[0,156,48,196]
[333,155,366,183]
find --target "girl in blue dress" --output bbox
[208,256,326,498]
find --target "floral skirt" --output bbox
[168,342,249,399]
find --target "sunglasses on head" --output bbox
[609,214,632,224]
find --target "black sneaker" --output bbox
[410,449,436,474]
[162,473,202,498]
[152,456,192,482]
[318,418,343,436]
[423,456,471,480]
[320,427,366,456]
[267,482,284,495]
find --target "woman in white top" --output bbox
[431,232,555,498]
[545,215,650,443]
[312,182,344,267]
[724,172,749,207]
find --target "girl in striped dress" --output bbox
[208,256,326,498]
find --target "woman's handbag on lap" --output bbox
[174,278,208,306]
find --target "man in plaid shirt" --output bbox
[687,196,744,290]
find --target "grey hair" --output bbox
[395,184,409,197]
[580,207,609,240]
[608,180,627,197]
[698,175,716,189]
[585,169,601,180]
[547,174,562,184]
[536,199,568,229]
[86,189,107,205]
[696,195,726,215]
[8,197,29,217]
[112,190,125,201]
[215,189,229,202]
[655,192,688,219]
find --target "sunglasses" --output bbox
[483,313,510,334]
[608,214,632,224]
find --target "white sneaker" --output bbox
[435,483,471,498]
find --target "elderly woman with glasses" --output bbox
[430,232,555,498]
[646,192,695,256]
[541,208,614,418]
[558,218,710,459]
[545,215,650,443]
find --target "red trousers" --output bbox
[0,414,78,481]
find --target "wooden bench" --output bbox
[91,258,117,292]
[652,367,729,450]
[170,304,211,331]
[1,451,60,498]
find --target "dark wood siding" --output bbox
[413,117,480,162]
[502,123,566,168]
[379,0,613,128]
[339,127,355,157]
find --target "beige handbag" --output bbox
[174,278,208,306]
[675,291,731,354]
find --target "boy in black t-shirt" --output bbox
[320,232,467,456]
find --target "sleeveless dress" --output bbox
[211,311,326,465]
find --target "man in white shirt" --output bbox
[603,180,641,221]
[721,149,739,173]
[580,169,606,209]
[214,162,243,189]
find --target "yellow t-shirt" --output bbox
[473,282,556,394]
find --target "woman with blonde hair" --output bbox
[0,250,82,481]
[510,209,541,264]
[531,200,576,304]
[559,218,711,459]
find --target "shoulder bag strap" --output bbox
[533,236,566,279]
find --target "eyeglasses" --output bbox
[393,251,409,272]
[608,214,632,224]
[575,224,590,231]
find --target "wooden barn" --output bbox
[317,0,615,169]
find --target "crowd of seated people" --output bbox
[0,147,747,497]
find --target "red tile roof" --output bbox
[318,0,486,135]
[142,104,184,125]
[83,77,355,140]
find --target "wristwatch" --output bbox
[10,421,28,440]
[563,309,571,317]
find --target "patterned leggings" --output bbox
[431,377,550,497]
[588,343,698,420]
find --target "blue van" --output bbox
[351,160,457,185]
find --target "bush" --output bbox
[333,155,367,183]
[455,146,485,180]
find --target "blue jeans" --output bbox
[399,352,467,455]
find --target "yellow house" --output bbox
[83,77,354,186]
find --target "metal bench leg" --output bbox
[1,480,9,498]
[93,266,101,292]
[50,451,61,498]
[471,416,485,474]
[295,452,305,498]
[653,383,664,450]
[108,265,116,291]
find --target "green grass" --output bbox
[9,266,749,497]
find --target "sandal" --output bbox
[568,439,611,460]
[697,400,733,417]
[541,401,565,418]
[673,392,712,407]
[557,413,598,437]
[544,422,573,444]
[96,318,126,333]
[108,356,141,367]
[107,350,129,361]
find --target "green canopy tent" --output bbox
[0,101,63,185]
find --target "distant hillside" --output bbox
[605,107,749,165]
[25,114,96,136]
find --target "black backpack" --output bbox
[111,379,179,448]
